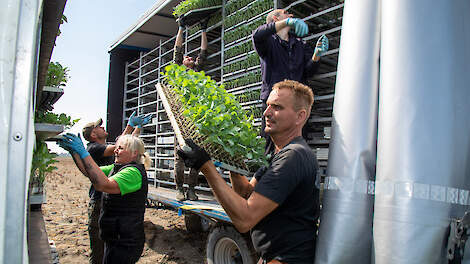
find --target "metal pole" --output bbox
[1,0,43,262]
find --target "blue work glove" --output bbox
[57,136,73,153]
[314,34,329,57]
[128,111,154,128]
[127,111,139,127]
[136,113,154,128]
[176,139,211,170]
[58,133,90,159]
[286,18,309,37]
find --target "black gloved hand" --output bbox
[176,139,211,170]
[200,18,209,31]
[177,16,186,29]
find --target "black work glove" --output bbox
[177,16,186,29]
[176,139,211,170]
[200,18,209,31]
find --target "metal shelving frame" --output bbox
[122,0,344,188]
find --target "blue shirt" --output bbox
[252,22,320,100]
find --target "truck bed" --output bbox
[147,186,231,223]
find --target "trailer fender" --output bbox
[184,213,211,233]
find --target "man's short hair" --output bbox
[266,9,282,24]
[272,80,314,116]
[82,118,103,142]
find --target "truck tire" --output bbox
[184,213,210,232]
[206,225,257,264]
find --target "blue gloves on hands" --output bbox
[127,111,139,127]
[57,133,90,159]
[127,111,154,128]
[314,34,329,57]
[137,113,153,128]
[286,18,309,37]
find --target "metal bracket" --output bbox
[448,211,470,263]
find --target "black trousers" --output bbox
[88,199,104,264]
[99,213,145,264]
[103,240,144,264]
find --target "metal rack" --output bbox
[122,0,344,187]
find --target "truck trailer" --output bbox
[111,0,470,263]
[106,0,341,262]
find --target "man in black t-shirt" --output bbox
[81,112,152,264]
[177,80,319,263]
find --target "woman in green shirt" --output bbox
[58,134,150,264]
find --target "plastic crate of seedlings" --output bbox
[173,0,223,18]
[156,64,267,175]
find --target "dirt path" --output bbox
[42,157,207,263]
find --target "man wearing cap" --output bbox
[82,111,152,264]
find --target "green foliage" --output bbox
[246,105,263,119]
[32,109,79,186]
[57,14,68,37]
[225,70,262,90]
[173,0,222,18]
[224,16,265,44]
[46,62,69,87]
[223,53,260,74]
[31,141,58,185]
[35,111,80,129]
[224,41,253,60]
[188,12,223,36]
[224,0,273,28]
[234,89,261,104]
[164,63,266,166]
[225,0,252,16]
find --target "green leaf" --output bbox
[35,111,79,129]
[163,63,266,167]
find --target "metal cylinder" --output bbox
[314,0,380,263]
[373,0,470,263]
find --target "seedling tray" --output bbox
[181,5,222,27]
[156,82,249,175]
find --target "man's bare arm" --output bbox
[201,31,207,50]
[103,145,116,157]
[201,162,278,233]
[175,28,184,48]
[102,124,139,157]
[229,172,255,199]
[275,19,290,32]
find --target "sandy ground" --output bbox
[42,157,207,264]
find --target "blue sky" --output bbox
[49,0,159,152]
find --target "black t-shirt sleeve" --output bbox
[87,143,106,160]
[254,149,302,205]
